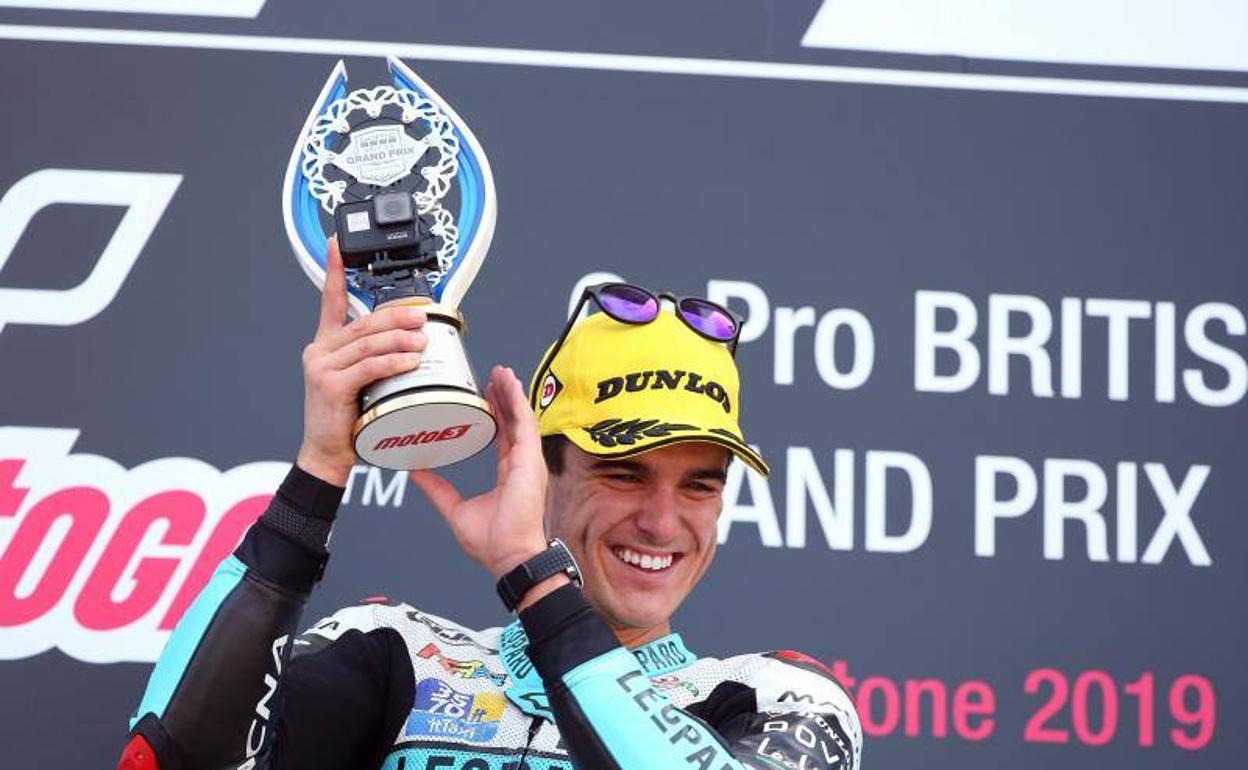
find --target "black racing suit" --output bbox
[120,466,863,770]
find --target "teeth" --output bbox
[613,548,674,571]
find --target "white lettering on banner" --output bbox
[1043,459,1111,561]
[574,278,1244,404]
[802,0,1248,74]
[707,279,876,389]
[0,0,266,17]
[1084,299,1152,401]
[1141,464,1213,565]
[772,306,815,385]
[814,308,874,390]
[1184,303,1248,407]
[721,448,933,553]
[715,448,1213,567]
[974,456,1037,559]
[865,451,932,553]
[987,295,1054,398]
[914,290,980,393]
[1060,297,1083,399]
[974,456,1212,566]
[0,168,181,336]
[1116,462,1139,563]
[785,448,853,550]
[914,291,1247,406]
[342,466,406,507]
[1154,302,1177,403]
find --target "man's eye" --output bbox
[687,481,720,494]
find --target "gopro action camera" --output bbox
[333,191,440,294]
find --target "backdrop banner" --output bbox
[0,2,1244,768]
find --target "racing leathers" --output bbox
[120,465,864,770]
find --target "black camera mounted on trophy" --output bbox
[334,191,440,301]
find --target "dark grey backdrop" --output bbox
[0,2,1244,767]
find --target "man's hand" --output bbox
[296,238,428,486]
[409,366,549,579]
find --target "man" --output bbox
[118,243,863,770]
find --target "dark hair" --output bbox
[541,434,570,475]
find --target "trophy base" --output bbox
[354,390,496,470]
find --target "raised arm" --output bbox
[119,241,427,770]
[120,467,341,770]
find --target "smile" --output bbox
[612,547,676,572]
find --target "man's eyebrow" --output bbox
[589,459,648,474]
[588,460,726,482]
[688,468,728,483]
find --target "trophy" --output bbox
[282,57,498,470]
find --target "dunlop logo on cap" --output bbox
[593,369,732,414]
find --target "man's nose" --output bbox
[635,485,682,542]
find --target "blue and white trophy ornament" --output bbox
[282,57,498,470]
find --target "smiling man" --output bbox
[119,249,863,770]
[543,443,727,641]
[520,297,771,648]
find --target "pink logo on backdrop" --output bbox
[0,427,286,664]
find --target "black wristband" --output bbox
[284,463,347,519]
[258,464,345,555]
[495,539,582,612]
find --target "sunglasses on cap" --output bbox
[529,282,742,408]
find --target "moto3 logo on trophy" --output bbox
[371,424,473,452]
[0,169,181,335]
[283,57,499,471]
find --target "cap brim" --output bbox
[561,426,770,477]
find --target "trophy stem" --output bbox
[352,298,496,470]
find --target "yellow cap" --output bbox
[529,310,769,476]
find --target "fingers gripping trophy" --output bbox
[282,57,498,470]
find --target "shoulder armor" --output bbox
[756,651,863,759]
[756,651,857,712]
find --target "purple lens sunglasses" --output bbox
[528,282,743,408]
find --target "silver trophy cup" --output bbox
[282,57,498,470]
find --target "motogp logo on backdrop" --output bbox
[0,168,180,336]
[0,427,286,664]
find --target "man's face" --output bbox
[545,441,730,634]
